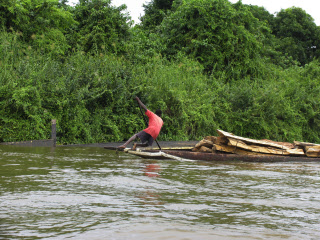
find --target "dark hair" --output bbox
[155,109,162,117]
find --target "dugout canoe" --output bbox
[104,146,320,163]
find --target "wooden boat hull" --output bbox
[163,150,320,162]
[122,149,320,162]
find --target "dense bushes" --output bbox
[1,0,320,144]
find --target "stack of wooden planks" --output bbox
[294,141,320,158]
[192,129,320,158]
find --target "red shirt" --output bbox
[143,110,163,139]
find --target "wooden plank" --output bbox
[193,136,228,152]
[227,138,304,156]
[306,145,320,150]
[213,144,265,155]
[104,146,193,151]
[294,141,320,148]
[306,145,320,158]
[261,139,294,149]
[195,139,214,149]
[204,136,217,143]
[216,136,229,145]
[217,129,292,150]
[199,146,213,153]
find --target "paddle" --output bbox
[137,102,162,151]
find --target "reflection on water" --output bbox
[1,146,320,239]
[144,163,161,178]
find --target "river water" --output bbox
[1,146,320,240]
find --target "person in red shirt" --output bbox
[118,97,163,150]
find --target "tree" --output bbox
[244,4,274,26]
[272,7,320,65]
[239,3,291,67]
[158,0,266,80]
[0,0,76,56]
[140,0,176,31]
[71,0,132,54]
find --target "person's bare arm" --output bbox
[135,96,148,112]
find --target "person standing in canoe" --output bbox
[118,96,163,150]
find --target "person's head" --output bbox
[155,109,162,117]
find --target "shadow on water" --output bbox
[1,146,320,239]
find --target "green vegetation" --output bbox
[1,0,320,144]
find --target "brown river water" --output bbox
[1,146,320,239]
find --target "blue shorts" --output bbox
[137,131,154,146]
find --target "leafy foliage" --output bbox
[71,0,132,54]
[0,0,76,56]
[0,0,320,145]
[272,7,320,65]
[157,0,266,80]
[140,0,175,30]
